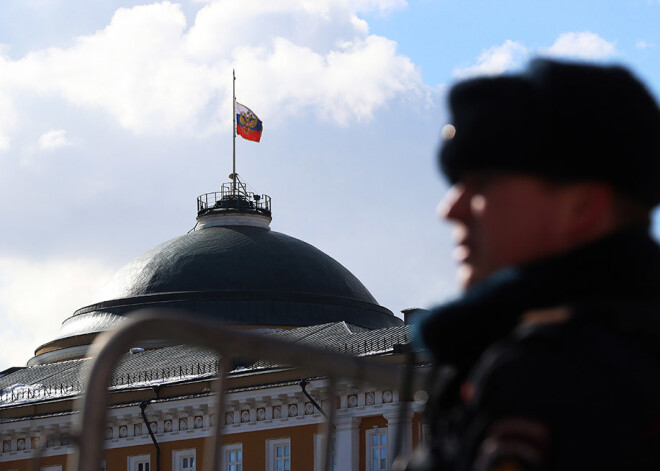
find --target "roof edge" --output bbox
[73,290,395,318]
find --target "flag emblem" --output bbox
[236,102,263,142]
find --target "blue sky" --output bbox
[1,0,659,369]
[369,0,660,94]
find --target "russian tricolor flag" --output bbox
[236,102,263,142]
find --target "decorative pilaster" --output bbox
[383,406,415,468]
[334,414,360,471]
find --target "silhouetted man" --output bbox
[412,59,660,470]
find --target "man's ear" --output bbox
[565,183,615,244]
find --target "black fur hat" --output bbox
[439,58,660,207]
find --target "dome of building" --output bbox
[31,179,401,365]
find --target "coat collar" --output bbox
[417,226,660,366]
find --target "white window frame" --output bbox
[366,428,388,471]
[222,443,243,471]
[266,437,291,471]
[313,434,336,471]
[128,454,151,471]
[173,448,196,471]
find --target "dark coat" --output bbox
[411,227,660,470]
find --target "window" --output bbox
[223,444,242,471]
[128,454,150,471]
[366,428,387,471]
[173,449,196,471]
[267,438,291,471]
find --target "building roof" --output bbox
[0,322,411,410]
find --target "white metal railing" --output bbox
[70,309,431,471]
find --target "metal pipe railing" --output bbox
[72,309,428,471]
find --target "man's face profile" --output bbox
[440,172,584,288]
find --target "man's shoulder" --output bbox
[458,312,660,469]
[467,312,660,416]
[466,321,581,413]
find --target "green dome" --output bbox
[61,225,400,339]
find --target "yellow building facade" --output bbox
[0,180,424,470]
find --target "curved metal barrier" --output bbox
[71,309,430,471]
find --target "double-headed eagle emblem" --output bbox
[236,102,262,142]
[239,110,259,132]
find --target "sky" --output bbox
[1,0,660,369]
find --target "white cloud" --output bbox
[0,92,14,151]
[38,129,71,150]
[189,0,405,12]
[0,257,115,368]
[453,40,528,78]
[0,54,17,151]
[12,2,209,135]
[452,32,618,79]
[542,32,616,60]
[636,39,654,50]
[232,36,419,125]
[0,0,420,137]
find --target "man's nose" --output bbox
[438,184,471,222]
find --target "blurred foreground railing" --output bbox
[71,309,431,471]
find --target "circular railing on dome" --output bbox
[197,181,271,217]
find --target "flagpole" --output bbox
[232,69,236,196]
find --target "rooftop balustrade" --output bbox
[197,181,271,217]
